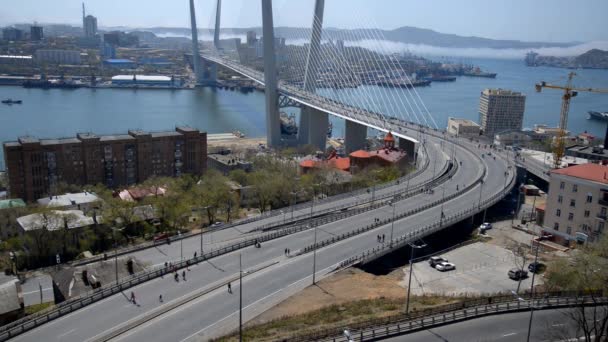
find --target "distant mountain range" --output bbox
[130,25,576,49]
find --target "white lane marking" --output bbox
[502,332,516,337]
[178,263,337,342]
[58,328,76,338]
[22,288,52,295]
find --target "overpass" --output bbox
[0,1,518,341]
[189,0,435,154]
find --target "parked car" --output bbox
[528,261,545,273]
[508,268,528,280]
[435,262,456,272]
[429,256,448,268]
[479,222,492,233]
[210,221,223,228]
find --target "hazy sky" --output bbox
[2,0,607,43]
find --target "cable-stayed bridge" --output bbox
[190,0,439,156]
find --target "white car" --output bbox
[479,222,492,233]
[435,262,456,272]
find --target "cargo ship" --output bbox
[377,78,431,88]
[462,67,497,78]
[23,78,87,89]
[422,75,456,82]
[588,111,608,122]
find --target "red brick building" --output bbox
[3,127,207,202]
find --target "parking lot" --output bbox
[401,242,540,295]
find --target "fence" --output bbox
[287,291,606,342]
[0,119,507,339]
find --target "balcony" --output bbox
[598,198,608,206]
[597,213,607,221]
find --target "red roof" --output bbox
[300,160,317,168]
[551,163,608,184]
[373,148,407,163]
[535,203,546,212]
[350,150,371,158]
[384,132,395,142]
[327,157,350,171]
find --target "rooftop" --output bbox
[0,199,26,210]
[37,192,100,208]
[0,279,21,315]
[482,88,524,97]
[17,210,95,231]
[449,117,480,126]
[551,163,608,184]
[99,134,135,142]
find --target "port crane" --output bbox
[535,72,608,168]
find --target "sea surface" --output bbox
[1,58,607,169]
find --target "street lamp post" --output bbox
[111,227,124,285]
[389,199,396,247]
[406,242,427,314]
[239,254,243,342]
[312,224,318,285]
[525,243,541,342]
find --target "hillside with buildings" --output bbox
[525,49,608,69]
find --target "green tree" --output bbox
[544,235,608,342]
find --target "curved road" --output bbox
[6,130,515,342]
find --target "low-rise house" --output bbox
[37,192,101,214]
[0,279,24,325]
[16,210,95,235]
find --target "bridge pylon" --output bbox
[299,0,328,151]
[261,0,282,147]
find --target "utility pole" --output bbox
[406,242,426,314]
[239,254,243,342]
[525,243,540,342]
[312,224,318,284]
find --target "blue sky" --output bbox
[2,0,607,43]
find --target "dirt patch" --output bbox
[251,267,404,325]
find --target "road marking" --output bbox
[502,332,516,337]
[22,288,52,295]
[552,323,565,327]
[178,263,337,342]
[58,328,76,338]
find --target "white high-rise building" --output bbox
[84,15,98,38]
[478,88,526,137]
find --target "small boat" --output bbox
[1,99,22,105]
[588,111,608,122]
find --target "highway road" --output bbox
[7,132,515,342]
[87,134,447,270]
[380,309,579,342]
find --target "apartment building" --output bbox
[479,89,526,137]
[35,49,82,65]
[543,163,608,244]
[3,127,207,202]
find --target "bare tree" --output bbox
[544,235,608,342]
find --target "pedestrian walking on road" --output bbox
[164,262,168,268]
[130,291,136,304]
[159,294,163,303]
[194,251,197,259]
[228,282,232,294]
[174,271,179,282]
[382,234,385,242]
[182,270,186,281]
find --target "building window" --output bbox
[570,199,576,207]
[582,224,588,231]
[568,213,573,221]
[566,226,572,235]
[556,209,561,217]
[586,193,593,203]
[572,184,578,193]
[554,222,559,231]
[584,210,590,218]
[560,181,565,190]
[599,221,605,232]
[558,195,563,204]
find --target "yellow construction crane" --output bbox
[535,72,608,168]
